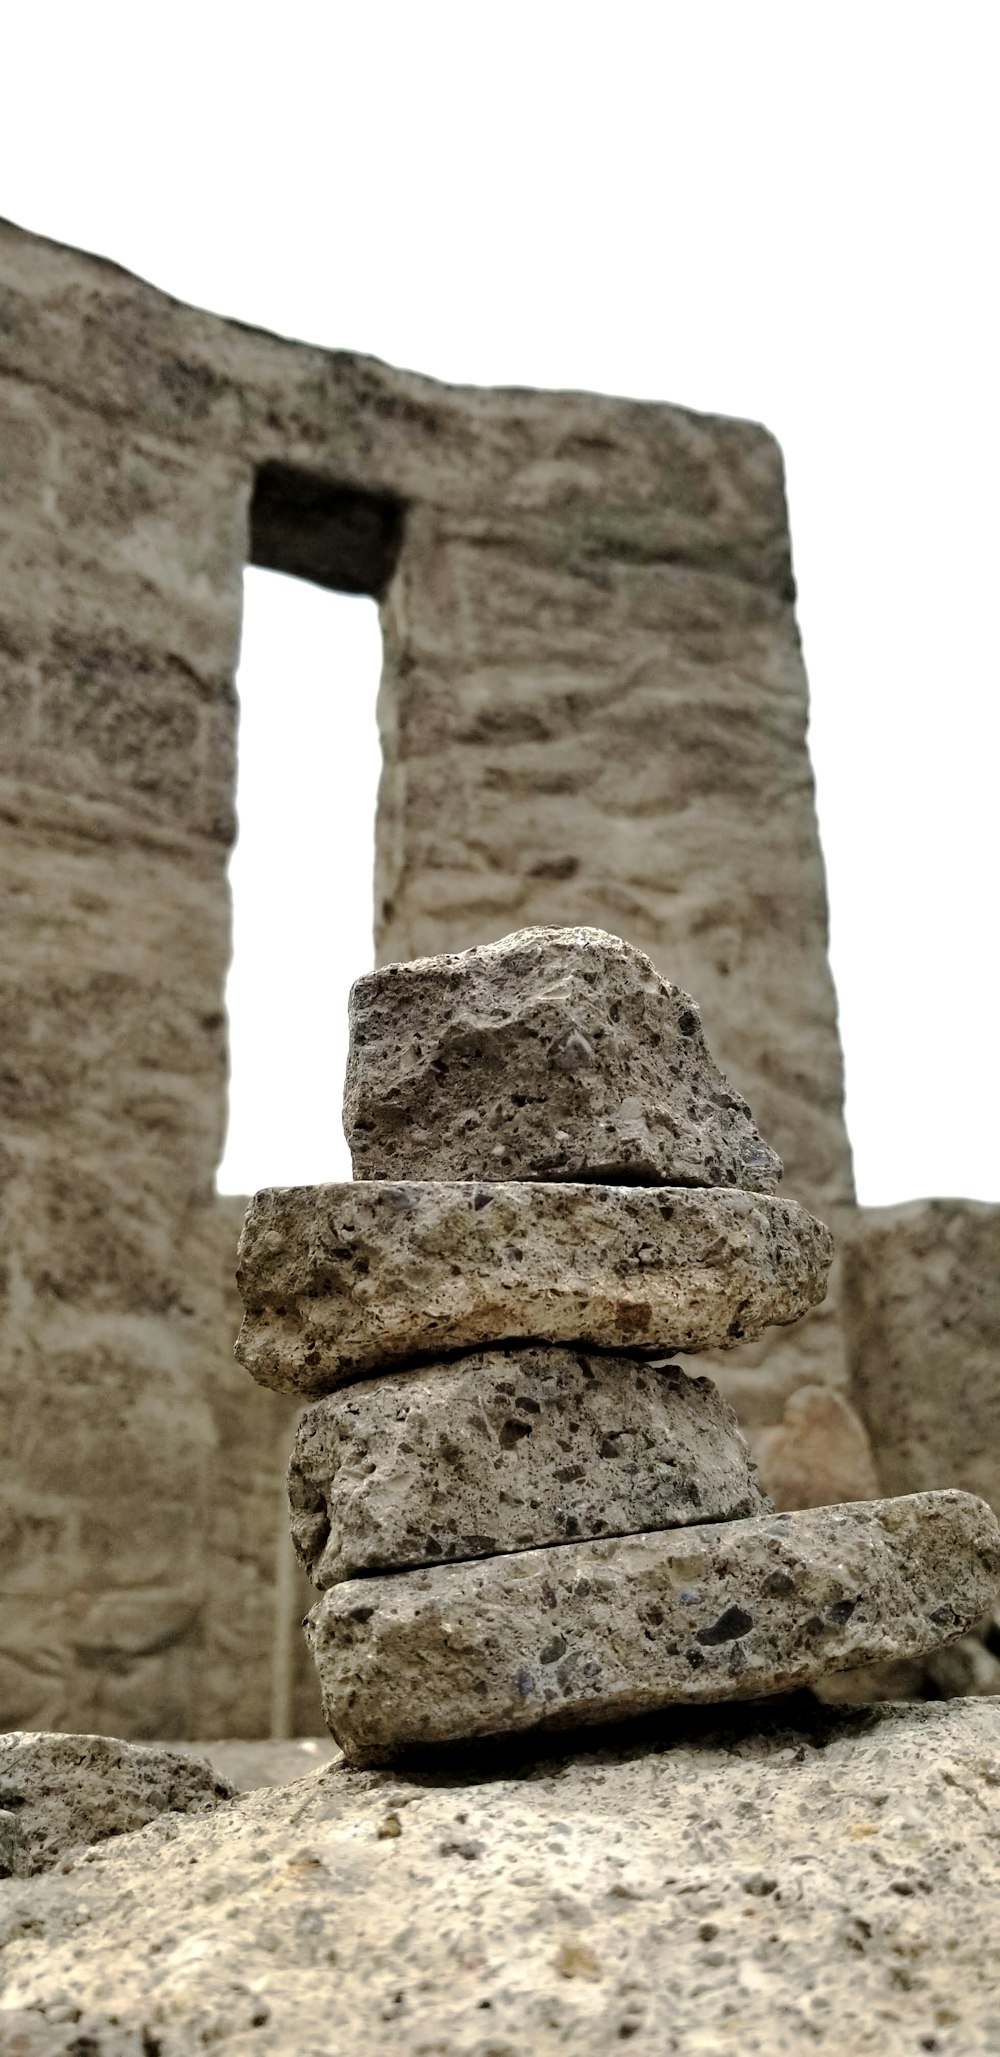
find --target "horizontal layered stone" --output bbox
[345,926,782,1192]
[288,1349,768,1586]
[236,1181,832,1396]
[305,1489,1000,1764]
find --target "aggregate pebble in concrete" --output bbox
[3,1701,1000,2054]
[289,1349,768,1586]
[345,924,784,1191]
[305,1490,1000,1764]
[237,1180,832,1396]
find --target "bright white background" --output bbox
[2,3,996,1201]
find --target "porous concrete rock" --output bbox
[0,1732,233,1878]
[3,1701,1000,2055]
[236,1180,832,1396]
[306,1490,1000,1764]
[288,1350,768,1586]
[345,925,784,1192]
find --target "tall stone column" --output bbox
[0,351,286,1734]
[374,467,868,1491]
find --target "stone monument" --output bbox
[4,218,998,1739]
[235,928,999,1762]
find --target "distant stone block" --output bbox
[843,1200,1000,1514]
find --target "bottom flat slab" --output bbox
[305,1489,1000,1765]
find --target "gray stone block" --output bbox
[236,1179,832,1396]
[305,1489,1000,1764]
[345,926,783,1191]
[289,1349,769,1586]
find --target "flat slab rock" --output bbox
[305,1490,1000,1765]
[4,1701,1000,2056]
[237,1180,831,1396]
[0,1731,233,1879]
[345,925,783,1191]
[289,1350,768,1586]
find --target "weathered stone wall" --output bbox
[0,215,874,1737]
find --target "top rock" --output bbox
[344,927,782,1191]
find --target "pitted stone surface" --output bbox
[288,1350,769,1586]
[345,926,783,1192]
[2,1702,1000,2055]
[305,1490,1000,1764]
[0,1732,233,1878]
[237,1181,832,1396]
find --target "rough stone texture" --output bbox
[345,925,783,1191]
[306,1490,1000,1765]
[842,1201,1000,1514]
[237,1179,833,1396]
[289,1351,768,1586]
[0,1732,232,1878]
[0,212,861,1735]
[4,1701,1000,2054]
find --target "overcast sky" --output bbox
[4,3,997,1203]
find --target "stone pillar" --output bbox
[374,476,870,1494]
[0,301,315,1734]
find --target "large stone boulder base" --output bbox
[344,926,783,1190]
[3,1701,999,2054]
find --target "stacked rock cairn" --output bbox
[235,927,1000,1766]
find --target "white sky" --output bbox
[3,3,997,1203]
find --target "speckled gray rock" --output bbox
[306,1490,1000,1764]
[237,1181,832,1396]
[345,926,783,1192]
[289,1350,769,1586]
[0,1732,233,1878]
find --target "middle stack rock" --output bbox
[236,927,1000,1765]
